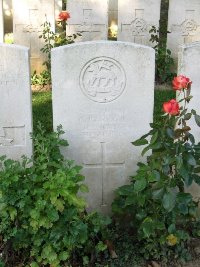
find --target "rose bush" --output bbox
[112,75,200,263]
[38,11,80,84]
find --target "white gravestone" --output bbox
[52,41,155,213]
[66,0,108,41]
[13,0,55,73]
[118,0,161,46]
[0,0,3,42]
[178,42,200,203]
[0,44,32,160]
[55,0,62,19]
[167,0,200,64]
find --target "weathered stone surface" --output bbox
[0,0,3,42]
[55,0,62,19]
[52,41,155,213]
[118,0,161,46]
[167,0,200,64]
[66,0,108,41]
[13,0,55,73]
[0,44,32,160]
[178,42,200,203]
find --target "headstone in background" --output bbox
[178,42,200,203]
[109,0,118,27]
[0,0,3,42]
[66,0,108,41]
[55,0,62,20]
[52,41,155,213]
[0,44,32,160]
[13,0,55,73]
[167,0,200,65]
[118,0,161,46]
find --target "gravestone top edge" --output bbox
[0,43,30,52]
[51,40,155,53]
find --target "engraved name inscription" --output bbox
[79,110,131,139]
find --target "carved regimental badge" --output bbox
[80,57,126,103]
[181,19,198,36]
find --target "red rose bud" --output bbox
[58,11,70,21]
[163,99,180,116]
[172,75,192,91]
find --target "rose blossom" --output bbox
[163,99,180,116]
[172,75,192,91]
[58,11,70,21]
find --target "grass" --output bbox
[32,89,175,133]
[32,91,53,133]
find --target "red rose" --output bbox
[163,99,180,116]
[58,11,70,21]
[172,75,192,91]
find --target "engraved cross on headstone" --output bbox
[83,142,125,206]
[121,9,148,43]
[69,9,106,40]
[15,9,40,56]
[171,10,199,39]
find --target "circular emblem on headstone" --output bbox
[181,19,197,36]
[131,18,147,35]
[80,57,126,103]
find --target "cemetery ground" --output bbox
[30,88,200,267]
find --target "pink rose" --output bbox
[58,11,70,21]
[163,99,180,116]
[172,75,192,91]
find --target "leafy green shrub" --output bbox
[149,26,176,84]
[0,124,110,267]
[112,76,200,263]
[31,70,51,86]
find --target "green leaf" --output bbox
[194,167,200,173]
[148,170,160,182]
[59,251,69,261]
[195,114,200,127]
[176,155,183,169]
[132,138,148,146]
[96,241,107,252]
[184,113,192,120]
[193,174,200,185]
[162,191,176,212]
[116,184,134,196]
[168,224,176,234]
[150,131,158,144]
[187,154,196,166]
[79,184,89,193]
[141,145,151,156]
[191,109,196,115]
[30,262,39,267]
[152,188,164,200]
[134,178,147,192]
[167,128,174,138]
[179,167,191,186]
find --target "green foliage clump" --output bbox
[149,26,176,84]
[31,70,51,86]
[112,82,200,263]
[0,124,110,267]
